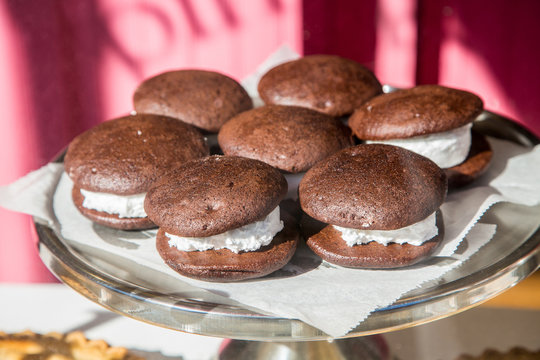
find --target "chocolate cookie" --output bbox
[348,85,483,139]
[348,85,491,185]
[307,211,444,268]
[257,55,382,117]
[298,144,447,269]
[145,155,288,237]
[133,70,253,132]
[145,155,297,281]
[156,206,299,282]
[64,114,209,229]
[299,144,447,230]
[218,105,355,173]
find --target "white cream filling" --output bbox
[333,212,438,247]
[80,189,147,218]
[167,206,284,253]
[367,123,472,168]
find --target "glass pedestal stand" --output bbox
[217,336,390,359]
[36,114,540,360]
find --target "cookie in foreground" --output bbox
[144,155,299,281]
[257,55,382,117]
[0,330,143,360]
[299,144,447,268]
[64,114,209,230]
[348,85,493,188]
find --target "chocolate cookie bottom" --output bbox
[72,186,155,231]
[156,217,299,282]
[306,210,444,269]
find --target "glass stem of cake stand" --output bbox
[216,335,391,360]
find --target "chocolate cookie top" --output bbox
[144,156,288,237]
[299,144,447,230]
[64,114,209,195]
[257,55,382,117]
[348,85,483,140]
[133,70,253,132]
[217,105,355,173]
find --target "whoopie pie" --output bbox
[144,156,299,282]
[348,85,493,188]
[299,144,447,268]
[133,70,253,133]
[257,55,382,117]
[218,104,355,173]
[64,114,209,230]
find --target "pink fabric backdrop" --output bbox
[0,0,303,282]
[1,0,539,282]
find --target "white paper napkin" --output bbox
[240,44,300,107]
[1,137,539,337]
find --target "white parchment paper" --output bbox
[2,137,540,337]
[1,47,540,337]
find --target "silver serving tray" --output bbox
[36,112,540,341]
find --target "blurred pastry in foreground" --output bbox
[64,114,209,230]
[218,104,355,173]
[348,85,493,188]
[299,144,447,268]
[144,156,299,282]
[257,55,382,117]
[0,330,144,359]
[456,347,540,360]
[133,69,253,133]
